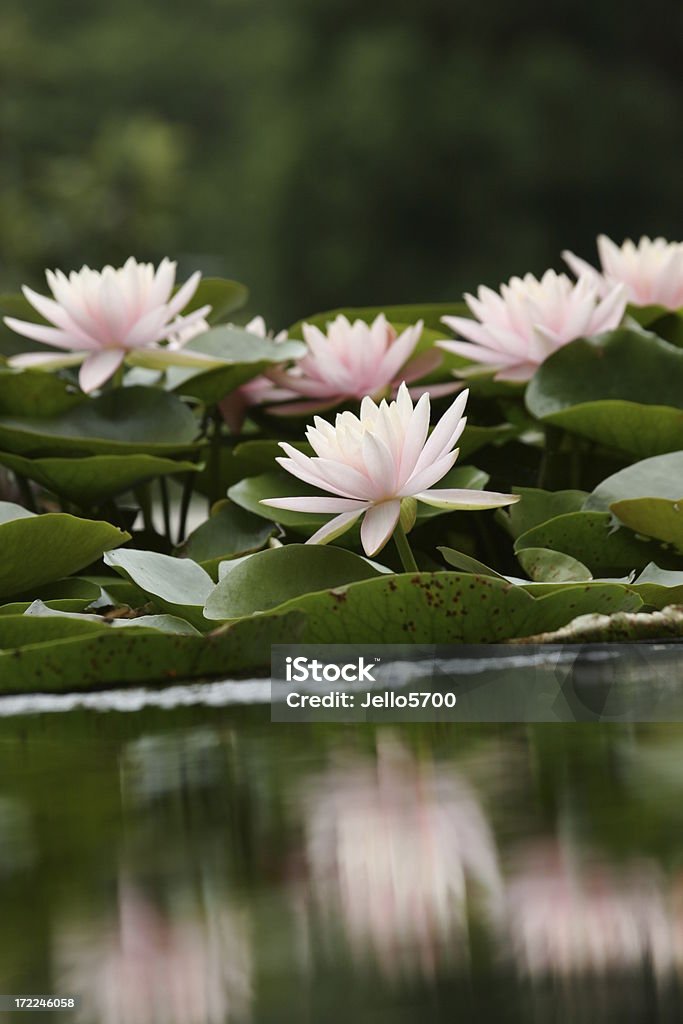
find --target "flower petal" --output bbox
[261,496,366,513]
[359,500,401,556]
[307,510,364,546]
[8,351,88,370]
[416,488,519,510]
[78,349,125,393]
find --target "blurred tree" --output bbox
[0,0,682,327]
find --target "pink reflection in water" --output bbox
[504,841,674,980]
[300,737,502,979]
[55,881,251,1024]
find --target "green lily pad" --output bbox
[237,571,640,644]
[0,609,305,691]
[506,487,588,539]
[0,387,201,457]
[0,369,81,416]
[610,498,683,553]
[527,329,683,414]
[163,328,304,404]
[628,563,683,609]
[526,330,683,457]
[24,602,202,636]
[437,547,508,579]
[515,547,593,583]
[176,500,276,576]
[585,452,683,511]
[104,549,215,629]
[183,277,249,321]
[228,465,490,535]
[514,511,671,576]
[0,502,129,599]
[204,544,385,619]
[288,302,469,336]
[0,452,200,505]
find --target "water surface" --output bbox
[1,696,682,1022]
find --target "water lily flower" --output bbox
[262,383,518,557]
[4,258,211,393]
[438,270,626,382]
[563,234,683,310]
[265,313,443,414]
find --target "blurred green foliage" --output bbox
[1,0,682,325]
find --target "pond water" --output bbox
[1,693,683,1022]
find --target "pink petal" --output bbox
[409,388,469,477]
[399,449,459,495]
[21,286,95,345]
[359,500,401,556]
[3,316,89,350]
[8,351,88,370]
[307,510,364,546]
[78,349,125,393]
[261,496,366,513]
[165,271,202,319]
[361,432,398,495]
[416,488,519,510]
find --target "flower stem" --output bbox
[176,471,195,545]
[393,522,419,573]
[159,477,172,543]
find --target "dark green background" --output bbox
[2,0,682,325]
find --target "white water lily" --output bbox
[266,313,441,414]
[438,270,626,382]
[563,234,683,310]
[5,258,211,393]
[262,383,518,557]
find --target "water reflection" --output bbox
[299,736,502,979]
[0,710,682,1021]
[504,841,673,980]
[56,879,251,1024]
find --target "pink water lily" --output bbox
[563,234,683,310]
[265,313,444,415]
[438,270,626,382]
[262,383,518,557]
[5,257,211,393]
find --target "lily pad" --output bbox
[0,609,305,691]
[526,330,683,457]
[506,487,587,539]
[183,277,249,321]
[610,498,683,553]
[204,544,385,619]
[515,547,593,583]
[104,549,214,629]
[514,511,670,575]
[0,387,201,457]
[0,502,129,599]
[234,572,640,644]
[585,452,683,511]
[288,302,470,336]
[177,500,276,576]
[161,328,305,404]
[0,369,81,416]
[0,451,200,505]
